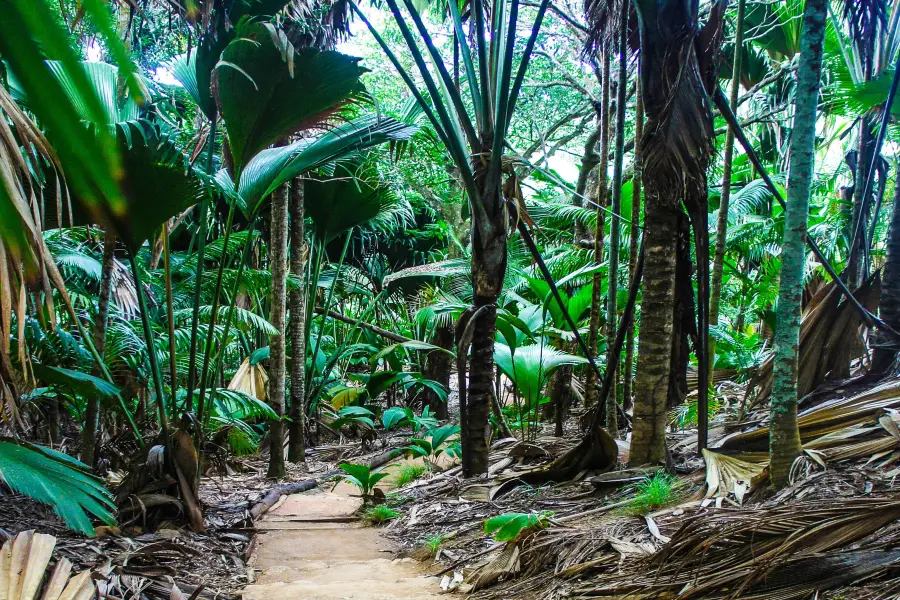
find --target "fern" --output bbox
[0,439,116,536]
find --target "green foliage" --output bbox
[395,463,430,487]
[215,20,366,175]
[330,405,377,431]
[337,462,391,497]
[483,511,553,542]
[403,424,461,461]
[0,438,116,536]
[362,504,400,525]
[227,427,259,456]
[629,472,679,514]
[381,406,408,431]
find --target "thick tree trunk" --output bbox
[585,47,611,409]
[605,7,629,437]
[267,183,289,478]
[769,0,827,488]
[288,178,307,463]
[424,322,453,419]
[872,175,900,372]
[630,197,679,465]
[623,78,644,410]
[82,228,116,466]
[709,0,746,380]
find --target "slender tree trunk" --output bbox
[709,0,746,380]
[872,174,900,373]
[849,122,873,288]
[606,7,629,437]
[585,46,612,409]
[82,228,115,466]
[623,78,644,410]
[769,0,827,488]
[573,123,603,246]
[267,183,289,478]
[288,178,307,463]
[424,322,453,419]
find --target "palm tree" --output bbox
[288,177,307,463]
[268,181,290,478]
[770,0,829,488]
[355,0,554,475]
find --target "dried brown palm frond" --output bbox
[718,379,900,452]
[572,497,900,599]
[746,273,882,410]
[702,449,766,503]
[0,530,96,600]
[227,357,268,400]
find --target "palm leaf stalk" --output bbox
[199,215,259,428]
[195,200,237,427]
[305,232,352,394]
[851,47,900,270]
[185,118,218,417]
[128,253,172,461]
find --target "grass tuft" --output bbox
[395,463,430,487]
[363,504,400,525]
[423,533,445,553]
[628,472,678,514]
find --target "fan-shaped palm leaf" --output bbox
[214,20,367,175]
[494,343,586,407]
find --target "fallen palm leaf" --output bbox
[0,531,95,600]
[702,449,767,504]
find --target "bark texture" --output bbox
[872,175,900,372]
[769,0,827,488]
[288,178,307,463]
[267,183,290,478]
[424,322,453,419]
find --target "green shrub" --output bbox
[337,462,390,497]
[363,505,400,525]
[395,463,430,487]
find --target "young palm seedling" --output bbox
[337,462,391,499]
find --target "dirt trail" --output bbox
[242,460,443,600]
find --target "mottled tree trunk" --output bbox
[267,183,289,478]
[623,79,644,410]
[605,6,629,437]
[82,228,116,466]
[769,0,827,488]
[709,0,746,381]
[630,197,679,465]
[585,46,611,409]
[424,322,453,419]
[288,178,307,463]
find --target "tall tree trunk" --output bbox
[769,0,827,488]
[424,322,453,419]
[606,5,629,437]
[585,46,612,408]
[709,0,746,381]
[288,178,307,463]
[267,183,289,478]
[872,175,900,373]
[573,122,603,246]
[464,143,508,477]
[82,228,115,466]
[629,0,722,465]
[849,122,873,288]
[623,77,644,410]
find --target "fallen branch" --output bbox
[249,480,317,519]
